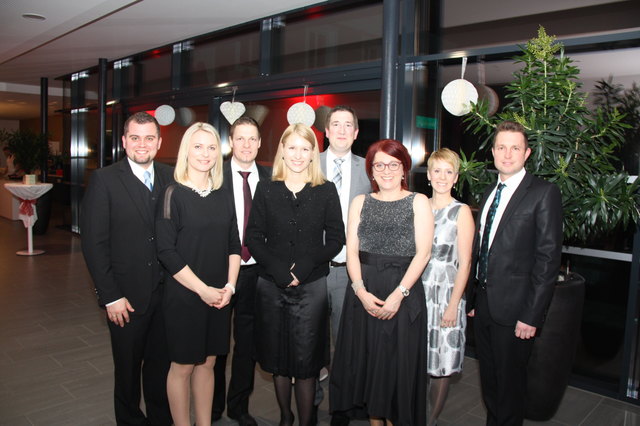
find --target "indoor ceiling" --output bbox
[0,0,325,121]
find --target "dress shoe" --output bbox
[319,367,329,382]
[330,412,350,426]
[230,413,257,426]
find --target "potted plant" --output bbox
[458,27,640,420]
[7,129,53,234]
[7,129,50,183]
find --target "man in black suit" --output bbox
[81,112,173,426]
[212,116,271,426]
[467,121,563,425]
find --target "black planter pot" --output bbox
[32,189,52,235]
[524,272,585,421]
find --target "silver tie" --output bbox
[333,158,345,191]
[143,170,153,191]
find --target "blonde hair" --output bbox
[427,147,460,173]
[174,122,223,190]
[272,124,325,187]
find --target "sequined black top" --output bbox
[358,193,416,256]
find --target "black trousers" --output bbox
[474,287,534,426]
[213,265,259,418]
[107,286,172,426]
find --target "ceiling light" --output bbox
[22,13,46,21]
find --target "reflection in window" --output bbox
[186,28,260,87]
[275,3,383,74]
[434,0,640,54]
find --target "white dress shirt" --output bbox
[326,149,351,263]
[479,167,527,251]
[127,158,155,187]
[231,159,259,266]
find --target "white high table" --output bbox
[3,182,53,255]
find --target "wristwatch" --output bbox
[398,285,410,297]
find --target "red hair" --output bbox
[365,139,411,192]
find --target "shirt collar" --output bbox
[230,158,258,175]
[326,149,351,165]
[498,166,526,189]
[127,158,154,182]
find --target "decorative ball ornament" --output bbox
[154,105,175,126]
[245,105,269,126]
[220,101,246,125]
[441,79,478,116]
[475,84,499,116]
[287,102,315,126]
[177,107,196,126]
[313,106,331,132]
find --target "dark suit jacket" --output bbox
[467,172,563,327]
[222,160,272,199]
[81,159,174,314]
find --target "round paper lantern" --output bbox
[313,106,331,132]
[441,79,478,116]
[177,107,195,126]
[154,105,175,126]
[287,102,315,126]
[475,84,499,116]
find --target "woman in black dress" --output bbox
[330,139,434,425]
[245,123,344,426]
[156,122,241,426]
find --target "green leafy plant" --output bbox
[459,26,640,243]
[594,78,640,173]
[7,129,50,175]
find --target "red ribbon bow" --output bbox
[19,199,37,216]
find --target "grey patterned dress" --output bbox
[422,200,466,376]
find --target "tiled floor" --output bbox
[2,216,640,425]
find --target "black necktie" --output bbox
[238,171,252,262]
[478,183,506,283]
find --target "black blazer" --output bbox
[467,172,563,327]
[246,180,345,287]
[81,159,174,314]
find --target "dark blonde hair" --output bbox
[427,148,460,173]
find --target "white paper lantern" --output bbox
[220,101,246,125]
[441,79,478,116]
[155,105,175,125]
[287,102,315,126]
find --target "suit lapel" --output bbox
[492,172,533,242]
[118,160,153,230]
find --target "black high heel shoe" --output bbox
[279,411,295,426]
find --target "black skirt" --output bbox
[163,278,231,364]
[329,251,427,425]
[254,276,330,379]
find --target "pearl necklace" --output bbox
[188,181,213,197]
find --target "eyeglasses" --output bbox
[372,161,402,172]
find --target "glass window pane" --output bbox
[422,0,640,54]
[276,3,383,73]
[186,28,260,87]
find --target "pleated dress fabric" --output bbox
[330,193,427,426]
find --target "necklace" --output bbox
[187,180,213,197]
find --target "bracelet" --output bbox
[351,279,365,294]
[224,283,236,295]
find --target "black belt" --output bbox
[330,261,346,267]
